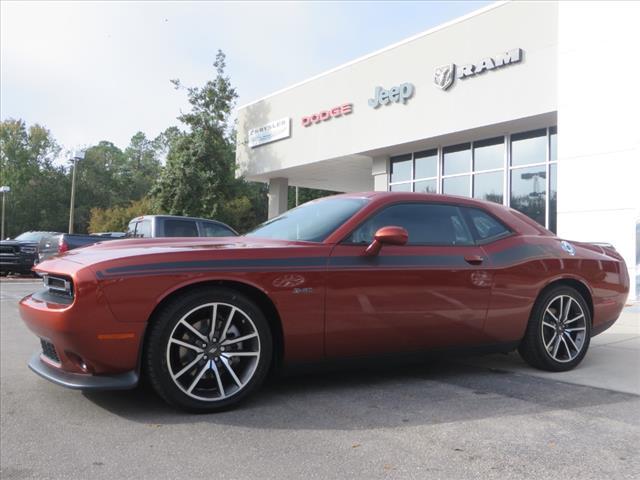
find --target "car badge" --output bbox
[560,241,576,256]
[434,63,455,90]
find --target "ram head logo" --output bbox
[434,64,455,90]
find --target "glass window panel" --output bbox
[347,203,473,246]
[390,154,412,183]
[443,143,471,175]
[474,137,504,171]
[510,166,547,227]
[390,183,412,192]
[443,175,470,197]
[136,220,152,238]
[550,126,557,162]
[164,219,199,237]
[549,163,557,233]
[473,171,504,204]
[511,129,547,166]
[414,149,437,179]
[414,179,437,193]
[463,207,511,242]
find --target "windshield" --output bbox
[14,232,50,242]
[247,197,368,242]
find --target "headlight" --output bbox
[21,246,37,254]
[42,274,74,298]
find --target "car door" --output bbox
[324,202,493,358]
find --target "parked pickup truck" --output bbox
[38,215,237,262]
[1,231,61,276]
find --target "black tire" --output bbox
[518,286,591,372]
[145,287,272,412]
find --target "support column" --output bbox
[371,156,389,192]
[268,177,289,219]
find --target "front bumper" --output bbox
[19,264,146,384]
[28,352,138,390]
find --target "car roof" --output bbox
[322,191,553,238]
[130,215,232,225]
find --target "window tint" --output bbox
[201,222,235,237]
[164,219,199,237]
[464,208,510,242]
[136,220,152,238]
[347,203,473,246]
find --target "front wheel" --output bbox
[518,286,591,372]
[145,287,272,412]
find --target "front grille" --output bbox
[0,245,17,254]
[40,339,60,363]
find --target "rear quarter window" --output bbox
[463,208,511,243]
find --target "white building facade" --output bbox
[236,1,640,300]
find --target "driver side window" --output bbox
[346,203,473,246]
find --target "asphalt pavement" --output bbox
[1,280,639,480]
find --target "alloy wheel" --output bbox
[540,294,587,363]
[165,302,261,401]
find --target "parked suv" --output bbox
[0,231,61,276]
[126,215,238,238]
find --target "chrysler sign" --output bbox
[248,118,291,148]
[434,48,523,91]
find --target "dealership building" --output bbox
[236,1,640,300]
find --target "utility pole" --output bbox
[0,186,10,240]
[68,151,85,234]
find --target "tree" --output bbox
[88,197,159,233]
[0,119,69,237]
[153,50,268,233]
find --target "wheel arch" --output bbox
[536,277,594,323]
[141,279,285,373]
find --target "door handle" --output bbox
[464,255,484,265]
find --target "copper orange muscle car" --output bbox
[19,192,629,411]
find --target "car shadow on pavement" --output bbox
[82,356,639,430]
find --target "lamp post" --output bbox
[0,186,10,240]
[68,150,85,234]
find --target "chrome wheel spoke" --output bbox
[542,320,556,329]
[545,332,557,352]
[220,307,236,341]
[564,314,584,325]
[173,354,204,379]
[209,304,218,341]
[545,308,559,323]
[221,356,242,387]
[222,351,259,358]
[552,336,562,358]
[210,360,225,398]
[565,326,586,333]
[180,319,208,344]
[170,338,203,353]
[222,332,258,345]
[187,364,209,394]
[564,332,579,355]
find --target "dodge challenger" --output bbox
[19,192,629,411]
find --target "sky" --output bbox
[1,0,491,154]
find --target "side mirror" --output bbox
[365,226,408,256]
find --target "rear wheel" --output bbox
[518,286,591,371]
[146,287,272,412]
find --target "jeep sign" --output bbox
[368,83,414,109]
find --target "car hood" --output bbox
[36,236,319,268]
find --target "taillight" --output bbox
[58,237,68,253]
